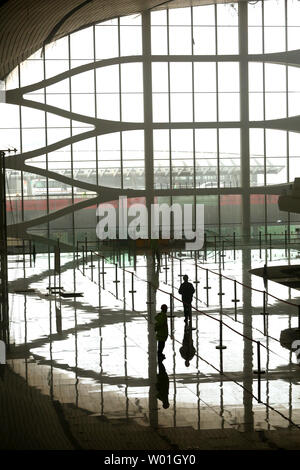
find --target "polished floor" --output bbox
[3,243,300,449]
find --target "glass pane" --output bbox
[265,93,287,120]
[194,94,217,122]
[218,93,240,121]
[152,62,168,92]
[169,27,192,55]
[194,63,216,92]
[151,26,168,55]
[193,5,215,25]
[120,26,142,56]
[95,23,119,59]
[249,93,264,121]
[170,93,193,122]
[169,8,191,25]
[264,27,286,53]
[170,63,192,92]
[121,94,143,122]
[152,94,169,122]
[70,27,94,60]
[248,27,263,54]
[218,62,239,92]
[121,63,143,92]
[193,27,216,55]
[96,65,119,92]
[217,27,238,54]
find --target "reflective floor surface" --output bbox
[3,244,300,449]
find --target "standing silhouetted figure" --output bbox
[179,275,195,323]
[155,304,168,361]
[263,263,268,291]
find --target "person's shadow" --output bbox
[156,358,169,409]
[179,323,196,367]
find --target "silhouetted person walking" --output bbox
[179,275,195,323]
[155,304,168,361]
[263,263,268,291]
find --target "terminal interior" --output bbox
[1,0,300,450]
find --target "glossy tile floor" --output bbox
[4,244,300,449]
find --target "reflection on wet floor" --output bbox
[6,245,300,437]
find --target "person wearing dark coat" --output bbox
[154,304,168,361]
[179,274,195,323]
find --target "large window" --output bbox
[1,0,300,244]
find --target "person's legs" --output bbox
[183,303,189,322]
[158,340,166,358]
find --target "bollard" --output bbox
[231,280,240,321]
[203,268,211,307]
[204,233,207,261]
[113,263,120,299]
[129,272,136,311]
[76,240,79,261]
[269,233,272,260]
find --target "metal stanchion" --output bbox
[113,263,120,299]
[99,256,106,289]
[203,268,211,307]
[178,257,183,281]
[204,233,207,261]
[269,233,272,261]
[231,280,240,321]
[218,274,225,307]
[90,251,95,282]
[163,253,169,284]
[129,272,136,311]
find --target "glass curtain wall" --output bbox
[1,0,300,245]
